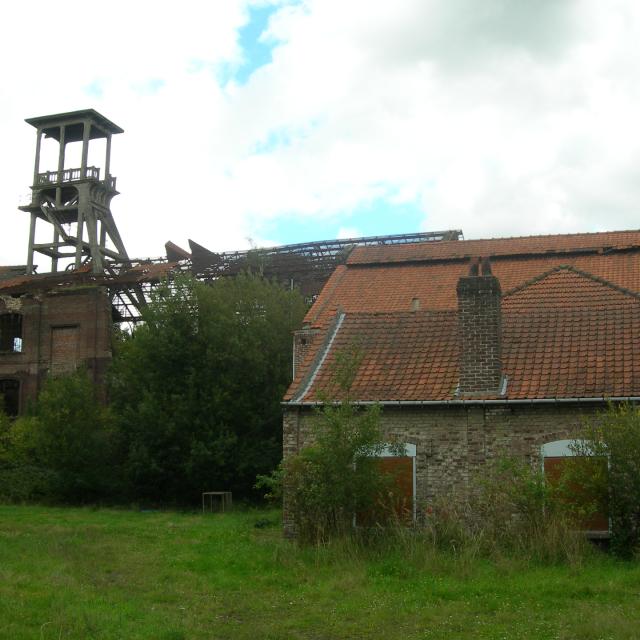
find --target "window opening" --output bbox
[0,314,22,352]
[0,379,20,417]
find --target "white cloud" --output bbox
[2,0,640,268]
[336,226,361,240]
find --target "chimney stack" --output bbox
[457,257,503,395]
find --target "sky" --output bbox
[1,0,639,266]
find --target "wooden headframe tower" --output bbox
[20,109,129,274]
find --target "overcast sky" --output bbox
[1,0,639,267]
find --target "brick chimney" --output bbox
[457,257,503,395]
[292,324,320,379]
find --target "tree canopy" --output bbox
[109,273,307,504]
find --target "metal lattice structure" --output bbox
[185,230,463,300]
[1,231,463,323]
[0,257,178,324]
[111,230,465,320]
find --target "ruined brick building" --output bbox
[0,261,176,416]
[0,279,112,415]
[283,230,640,536]
[0,109,460,417]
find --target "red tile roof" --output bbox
[286,311,459,402]
[347,229,640,265]
[287,230,640,403]
[502,266,640,311]
[305,236,640,328]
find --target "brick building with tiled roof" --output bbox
[282,229,640,535]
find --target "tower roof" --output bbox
[25,109,123,142]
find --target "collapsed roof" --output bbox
[0,230,462,322]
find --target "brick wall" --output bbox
[0,286,112,413]
[282,402,602,536]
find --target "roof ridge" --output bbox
[502,265,571,297]
[564,265,640,300]
[454,228,640,245]
[503,264,640,301]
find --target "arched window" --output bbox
[0,379,20,417]
[0,313,23,353]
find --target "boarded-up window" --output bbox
[377,456,415,521]
[356,444,416,526]
[50,326,79,375]
[0,379,20,417]
[0,314,22,352]
[542,440,609,535]
[544,455,609,533]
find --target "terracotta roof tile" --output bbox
[288,299,640,402]
[503,266,640,311]
[291,311,459,402]
[347,229,640,265]
[305,246,640,327]
[503,305,640,399]
[289,231,640,403]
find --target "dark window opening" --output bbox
[0,379,20,417]
[0,314,23,353]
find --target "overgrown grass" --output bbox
[1,506,639,639]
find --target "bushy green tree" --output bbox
[282,402,391,543]
[262,348,400,543]
[109,273,306,504]
[0,370,114,502]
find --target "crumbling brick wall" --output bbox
[0,286,112,414]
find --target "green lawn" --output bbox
[0,506,639,639]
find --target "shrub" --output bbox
[425,456,590,565]
[283,402,393,543]
[0,370,115,503]
[265,347,402,544]
[570,403,640,557]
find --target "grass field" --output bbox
[1,506,639,639]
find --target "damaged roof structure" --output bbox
[1,109,465,416]
[167,230,462,303]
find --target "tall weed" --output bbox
[423,456,592,566]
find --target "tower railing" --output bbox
[35,167,116,190]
